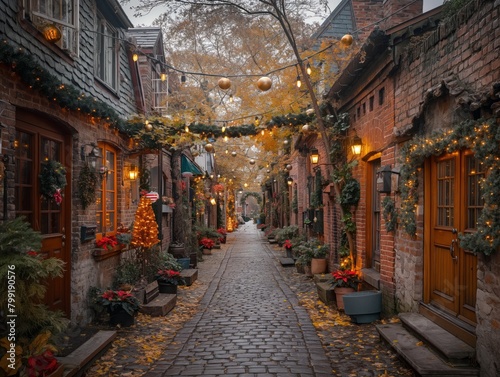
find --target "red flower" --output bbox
[96,236,118,250]
[200,237,215,249]
[53,188,62,205]
[330,269,360,290]
[283,239,293,249]
[217,228,227,236]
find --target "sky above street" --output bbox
[122,0,444,27]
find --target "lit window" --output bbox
[96,143,117,237]
[24,0,79,56]
[95,12,118,90]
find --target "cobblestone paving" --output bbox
[86,223,415,377]
[142,224,415,377]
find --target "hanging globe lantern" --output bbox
[286,164,292,171]
[204,143,214,152]
[145,120,153,132]
[231,151,237,157]
[257,77,272,91]
[218,77,231,90]
[341,34,353,47]
[249,159,255,165]
[42,24,62,43]
[302,124,310,132]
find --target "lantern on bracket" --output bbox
[42,24,62,43]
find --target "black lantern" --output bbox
[310,148,319,164]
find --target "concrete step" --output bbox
[141,293,177,317]
[57,330,116,377]
[180,268,198,286]
[279,257,295,266]
[376,323,479,376]
[399,312,475,365]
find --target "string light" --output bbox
[132,53,139,62]
[306,62,312,75]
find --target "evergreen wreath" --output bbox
[39,160,67,203]
[77,163,100,209]
[381,196,398,233]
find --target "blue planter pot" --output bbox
[177,257,191,270]
[343,291,382,324]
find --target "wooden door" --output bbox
[427,151,478,324]
[15,113,71,316]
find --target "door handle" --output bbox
[449,239,458,262]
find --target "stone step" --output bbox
[179,268,198,286]
[399,312,475,365]
[316,282,335,305]
[376,323,479,376]
[279,257,295,266]
[57,330,116,377]
[141,293,177,317]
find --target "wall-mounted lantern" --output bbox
[81,143,102,172]
[377,165,400,193]
[351,135,362,156]
[310,147,319,164]
[42,24,62,43]
[287,177,294,186]
[127,164,139,181]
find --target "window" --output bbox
[379,87,385,105]
[96,143,117,236]
[369,96,374,111]
[95,11,118,90]
[23,0,79,55]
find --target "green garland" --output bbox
[0,38,127,131]
[399,118,499,255]
[239,191,262,205]
[77,164,100,209]
[39,160,67,202]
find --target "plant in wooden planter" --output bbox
[217,228,227,244]
[155,269,185,294]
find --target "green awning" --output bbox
[181,155,203,176]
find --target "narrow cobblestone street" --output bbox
[87,223,414,377]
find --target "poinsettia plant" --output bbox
[100,289,141,316]
[217,228,227,236]
[283,239,293,249]
[329,269,361,290]
[200,237,215,249]
[96,236,118,250]
[155,269,185,285]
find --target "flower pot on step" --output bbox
[157,281,178,294]
[109,307,135,327]
[334,287,356,310]
[311,258,327,274]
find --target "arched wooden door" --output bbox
[425,150,479,325]
[15,112,71,316]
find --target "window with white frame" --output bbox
[95,11,118,90]
[23,0,79,56]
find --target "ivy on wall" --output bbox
[399,118,499,255]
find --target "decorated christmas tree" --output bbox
[131,193,160,249]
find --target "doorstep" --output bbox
[141,293,177,317]
[57,330,116,377]
[180,269,198,286]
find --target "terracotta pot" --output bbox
[334,287,356,310]
[202,248,212,255]
[311,258,327,274]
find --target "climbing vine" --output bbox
[77,163,100,209]
[381,196,398,233]
[399,118,499,255]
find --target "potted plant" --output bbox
[283,239,293,258]
[155,269,185,294]
[200,237,215,254]
[295,241,314,277]
[217,228,227,244]
[329,269,361,310]
[311,241,329,274]
[100,289,141,327]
